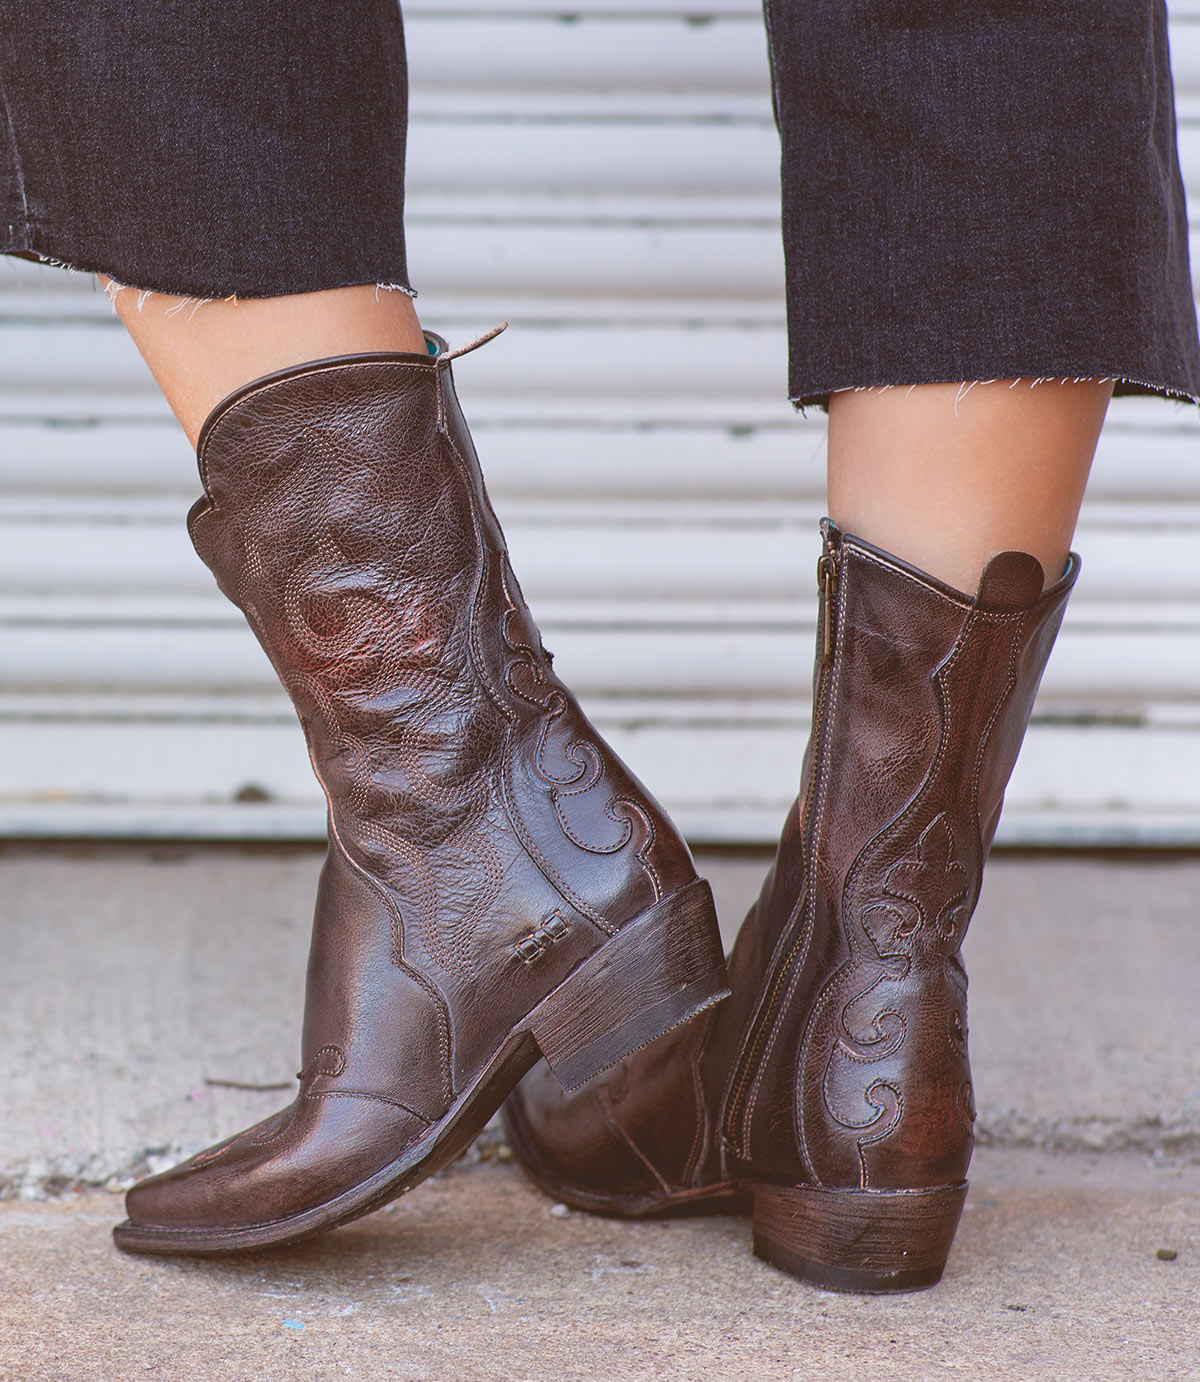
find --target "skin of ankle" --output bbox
[826,378,1112,595]
[104,281,428,446]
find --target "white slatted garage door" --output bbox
[1,0,1198,845]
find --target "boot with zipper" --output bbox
[114,333,728,1255]
[504,519,1079,1292]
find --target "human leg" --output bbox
[502,0,1199,1292]
[827,378,1110,594]
[107,285,427,446]
[0,2,729,1253]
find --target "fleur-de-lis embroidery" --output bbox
[880,813,968,947]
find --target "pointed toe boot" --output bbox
[504,519,1078,1292]
[114,337,728,1255]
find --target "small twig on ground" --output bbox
[203,1077,293,1092]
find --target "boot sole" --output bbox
[112,878,727,1256]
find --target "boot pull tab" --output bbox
[444,322,509,361]
[974,550,1045,611]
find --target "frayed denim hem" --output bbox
[791,373,1200,416]
[2,245,417,305]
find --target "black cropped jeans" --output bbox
[1,1,1196,407]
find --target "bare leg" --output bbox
[106,283,428,446]
[826,379,1112,592]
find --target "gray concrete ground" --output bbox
[2,846,1200,1379]
[1,1151,1197,1381]
[2,846,1198,1192]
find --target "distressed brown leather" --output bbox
[505,522,1079,1211]
[117,342,723,1249]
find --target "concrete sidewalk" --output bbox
[1,1150,1197,1381]
[2,846,1200,1379]
[2,846,1198,1194]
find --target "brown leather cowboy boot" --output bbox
[504,519,1079,1292]
[113,334,727,1255]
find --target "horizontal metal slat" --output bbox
[5,221,1199,316]
[404,1,763,16]
[405,15,771,98]
[0,320,795,404]
[2,404,1197,502]
[409,30,1200,108]
[3,496,1200,598]
[3,322,1198,425]
[402,118,1200,201]
[2,713,1199,847]
[2,618,1199,705]
[0,224,790,309]
[404,14,1199,105]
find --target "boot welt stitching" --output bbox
[307,1089,431,1123]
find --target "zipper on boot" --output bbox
[818,546,839,666]
[722,522,842,1159]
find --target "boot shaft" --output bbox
[117,345,731,1253]
[717,523,1079,1189]
[189,345,702,1086]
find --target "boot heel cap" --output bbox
[529,878,727,1091]
[752,1181,967,1294]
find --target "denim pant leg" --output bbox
[0,1,411,298]
[764,0,1200,408]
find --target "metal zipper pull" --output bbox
[816,528,841,666]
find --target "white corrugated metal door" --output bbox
[1,0,1198,844]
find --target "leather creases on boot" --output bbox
[114,339,727,1255]
[504,519,1079,1292]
